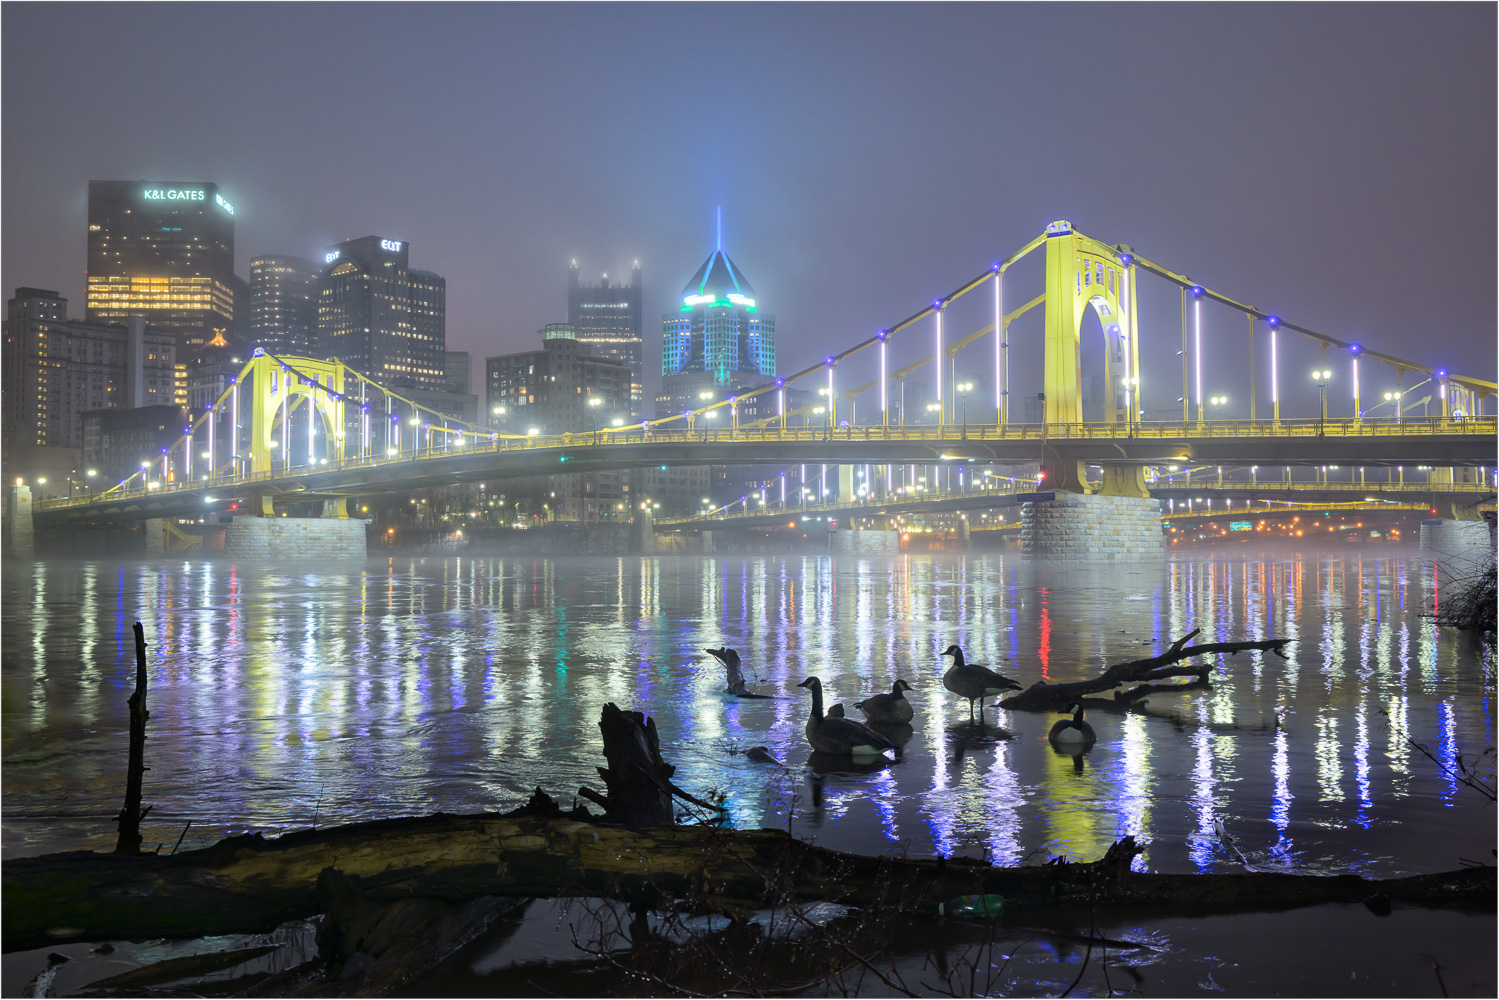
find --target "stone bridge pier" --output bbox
[1021,463,1166,560]
[221,496,367,560]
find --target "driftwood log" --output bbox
[5,795,1491,954]
[1000,629,1291,711]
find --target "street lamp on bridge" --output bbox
[1311,369,1333,435]
[1209,395,1228,419]
[956,382,974,438]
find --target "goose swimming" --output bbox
[854,679,915,724]
[940,644,1022,719]
[1047,701,1097,746]
[797,677,895,757]
[705,647,770,698]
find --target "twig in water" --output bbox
[170,820,192,856]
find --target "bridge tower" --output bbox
[1040,221,1142,494]
[1042,221,1139,426]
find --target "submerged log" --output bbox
[5,803,1490,954]
[1000,629,1291,712]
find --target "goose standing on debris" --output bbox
[941,644,1022,720]
[798,677,895,757]
[1048,701,1097,746]
[705,647,770,698]
[855,679,915,724]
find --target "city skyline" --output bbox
[3,5,1494,412]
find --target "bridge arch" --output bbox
[246,352,348,475]
[1042,221,1140,427]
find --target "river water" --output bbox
[3,547,1494,995]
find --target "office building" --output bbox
[82,404,192,489]
[85,180,239,363]
[486,325,632,520]
[658,242,775,417]
[568,261,643,417]
[3,288,181,450]
[445,351,471,395]
[248,255,319,355]
[318,236,445,390]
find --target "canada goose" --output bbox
[940,645,1022,719]
[705,647,770,698]
[1048,701,1097,745]
[797,677,895,757]
[855,679,915,724]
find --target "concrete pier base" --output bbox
[145,519,166,556]
[1419,519,1494,563]
[700,530,715,554]
[3,486,34,559]
[1021,490,1165,561]
[223,516,367,560]
[630,509,657,554]
[829,527,900,554]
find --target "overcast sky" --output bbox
[4,3,1493,413]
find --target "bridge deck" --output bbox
[35,416,1494,524]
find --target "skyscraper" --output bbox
[85,180,239,363]
[248,255,319,355]
[658,239,775,417]
[568,262,643,418]
[317,236,445,389]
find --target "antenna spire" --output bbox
[716,206,722,252]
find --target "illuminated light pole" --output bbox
[933,300,944,427]
[993,263,1003,428]
[1382,390,1403,424]
[231,377,240,475]
[1209,395,1228,420]
[824,356,837,430]
[1348,343,1362,419]
[776,378,785,433]
[1191,286,1205,423]
[588,395,603,442]
[877,332,888,428]
[1437,368,1449,419]
[956,381,974,439]
[1311,368,1332,436]
[1267,315,1281,424]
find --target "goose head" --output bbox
[893,679,913,695]
[706,647,740,668]
[1063,701,1084,717]
[797,676,822,693]
[941,644,962,659]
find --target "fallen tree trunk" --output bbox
[1000,629,1291,711]
[5,794,1489,954]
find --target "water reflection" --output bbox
[2,550,1491,882]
